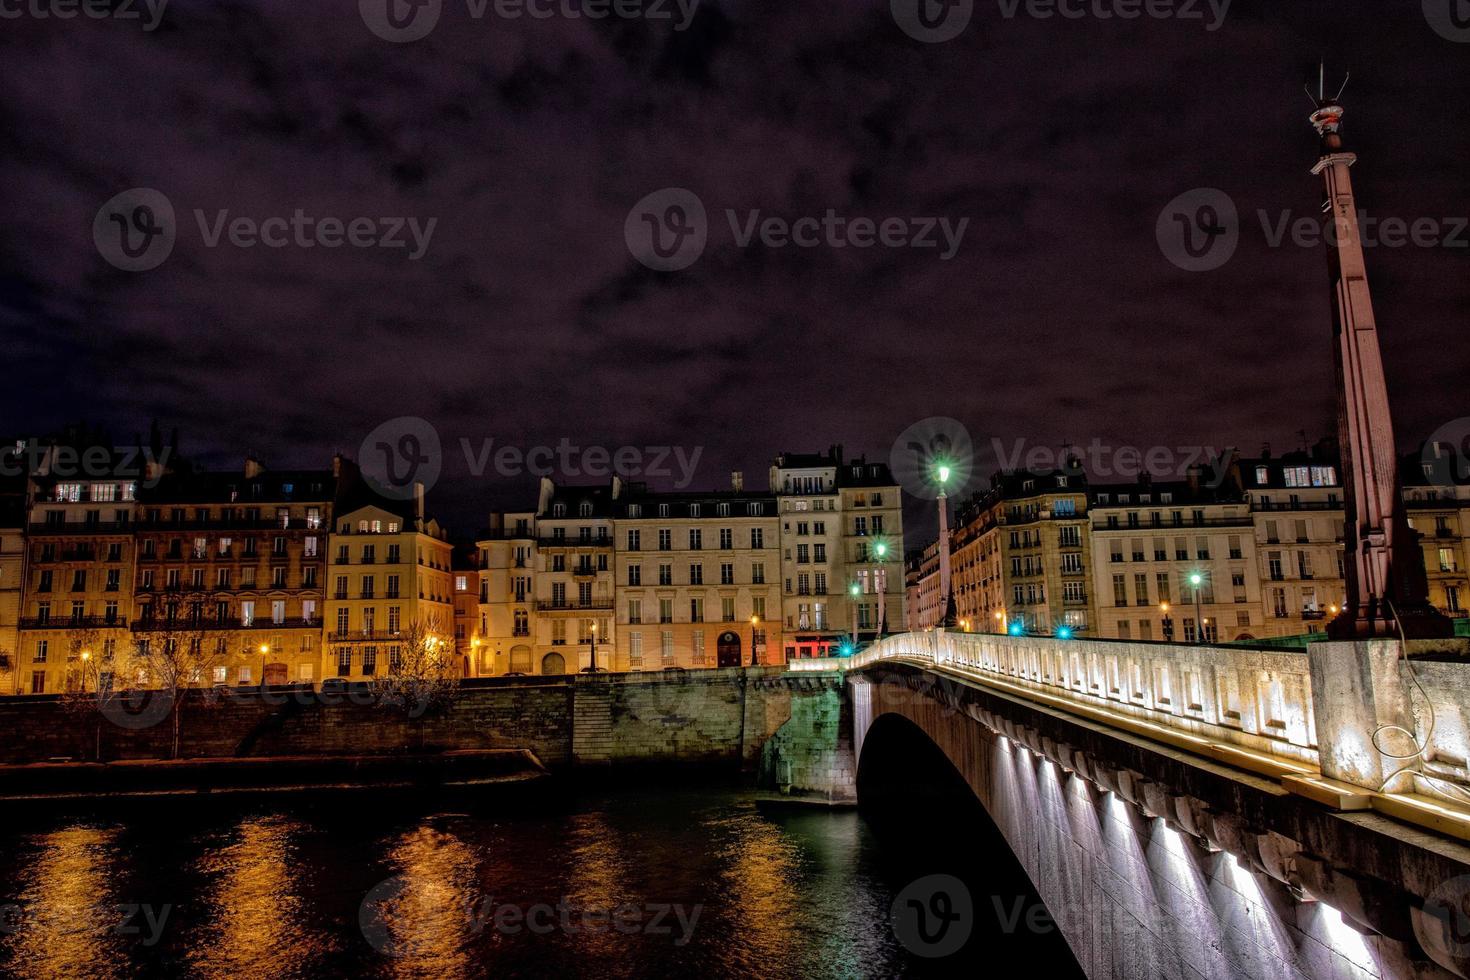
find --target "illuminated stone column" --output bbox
[1307,638,1414,788]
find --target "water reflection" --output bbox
[189,815,327,979]
[372,822,479,978]
[4,825,124,980]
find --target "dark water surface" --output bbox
[0,784,1082,978]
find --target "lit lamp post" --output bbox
[994,610,1005,634]
[873,540,889,637]
[1188,573,1205,643]
[1159,602,1174,643]
[935,463,957,628]
[750,614,762,667]
[80,651,91,694]
[588,622,599,672]
[849,581,861,649]
[471,637,481,677]
[258,643,269,687]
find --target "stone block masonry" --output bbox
[0,668,855,800]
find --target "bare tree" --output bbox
[372,617,462,747]
[125,596,224,758]
[60,627,110,760]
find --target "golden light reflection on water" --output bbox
[711,807,805,970]
[560,811,632,958]
[5,825,124,980]
[374,822,480,978]
[188,815,327,979]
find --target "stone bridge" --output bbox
[794,631,1470,980]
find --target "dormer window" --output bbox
[628,504,642,518]
[1255,466,1269,483]
[552,503,566,517]
[579,501,593,517]
[658,504,670,517]
[689,504,701,518]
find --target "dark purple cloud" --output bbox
[2,0,1466,535]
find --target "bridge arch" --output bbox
[846,655,1459,979]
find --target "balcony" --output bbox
[536,600,614,612]
[28,520,130,534]
[19,616,126,630]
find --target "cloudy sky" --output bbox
[2,0,1466,534]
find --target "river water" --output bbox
[0,784,1082,978]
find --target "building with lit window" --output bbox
[474,510,538,675]
[611,478,783,671]
[131,459,335,687]
[1239,449,1348,639]
[19,446,148,695]
[1089,470,1261,643]
[324,484,454,682]
[0,471,25,695]
[529,479,615,675]
[770,448,904,658]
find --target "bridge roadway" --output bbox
[795,630,1470,980]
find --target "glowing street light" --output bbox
[1159,602,1175,643]
[934,461,957,628]
[750,614,762,667]
[1188,573,1206,643]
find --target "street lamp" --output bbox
[750,614,761,667]
[872,540,889,637]
[994,610,1005,634]
[258,643,269,687]
[1188,572,1206,643]
[935,462,957,628]
[588,622,599,672]
[849,581,861,650]
[1160,602,1175,643]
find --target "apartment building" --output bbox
[770,449,904,658]
[1238,451,1347,639]
[531,480,615,675]
[0,474,25,695]
[1403,445,1470,622]
[19,452,146,694]
[474,511,538,675]
[1089,473,1262,643]
[612,481,783,671]
[131,460,334,686]
[904,542,940,632]
[452,550,484,676]
[324,486,454,682]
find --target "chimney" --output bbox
[414,482,426,524]
[244,456,264,479]
[731,471,744,492]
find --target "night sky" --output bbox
[2,0,1466,537]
